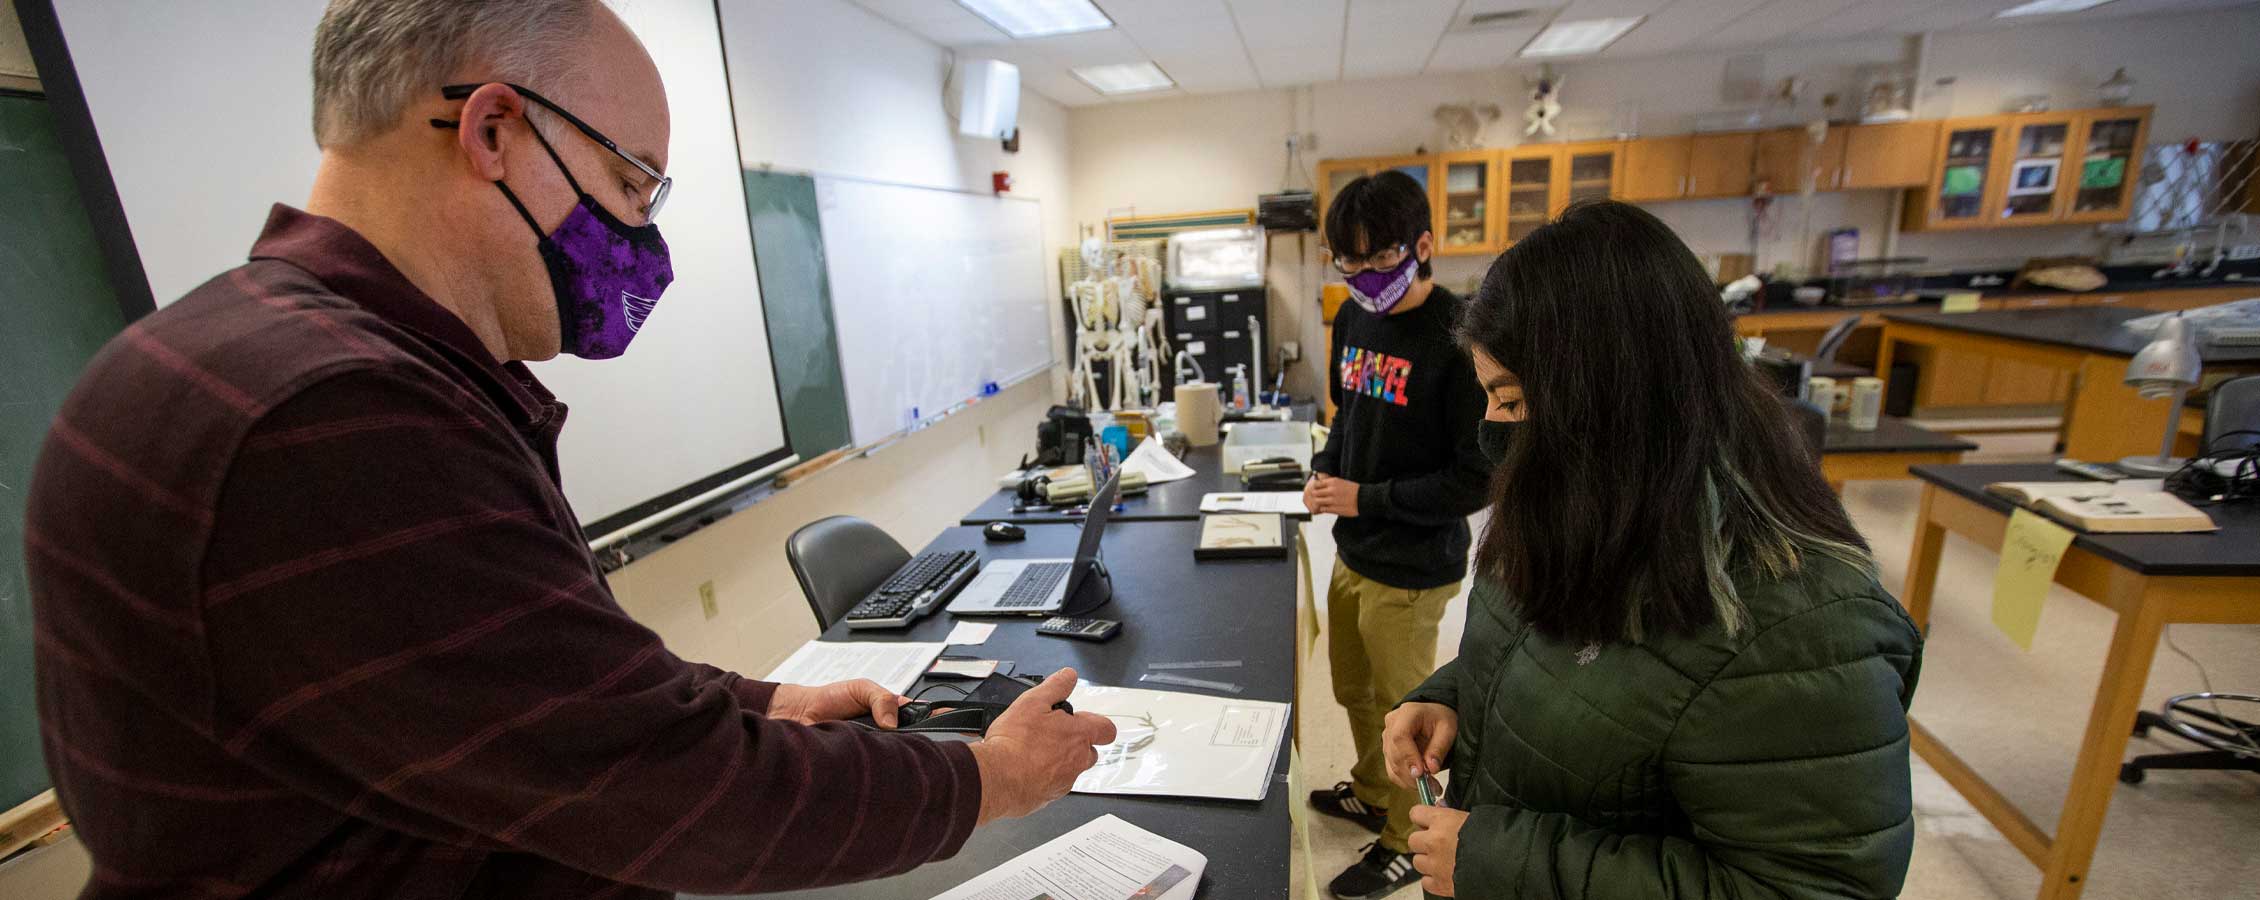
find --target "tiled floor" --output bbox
[1292,438,2260,900]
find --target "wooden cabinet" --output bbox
[1839,121,1938,189]
[1755,122,1935,193]
[1905,107,2150,231]
[1434,150,1502,255]
[1908,117,2010,230]
[2061,109,2149,224]
[1500,141,1622,241]
[1315,155,1438,233]
[1687,132,1757,198]
[1622,135,1692,201]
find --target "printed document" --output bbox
[929,814,1203,900]
[1200,492,1308,516]
[1123,438,1195,484]
[763,641,944,695]
[1069,684,1290,801]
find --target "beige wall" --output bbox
[1,2,37,90]
[1069,6,2260,398]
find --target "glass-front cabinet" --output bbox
[1999,118,2072,223]
[2064,110,2149,223]
[1921,119,2003,229]
[1562,142,1621,209]
[1315,156,1438,238]
[1906,107,2150,232]
[1435,150,1500,255]
[1504,149,1556,244]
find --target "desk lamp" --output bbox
[2119,314,2202,476]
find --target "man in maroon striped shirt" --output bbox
[26,1,1112,897]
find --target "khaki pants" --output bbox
[1326,559,1458,853]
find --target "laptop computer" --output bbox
[948,472,1118,616]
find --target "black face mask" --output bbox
[1477,419,1519,466]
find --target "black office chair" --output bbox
[786,516,912,630]
[1812,314,1864,363]
[2203,374,2260,450]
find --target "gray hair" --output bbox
[311,0,597,148]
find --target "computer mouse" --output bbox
[984,521,1026,542]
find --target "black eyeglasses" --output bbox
[1323,243,1409,276]
[438,82,672,220]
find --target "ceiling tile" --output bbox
[1022,66,1109,104]
[1093,0,1235,27]
[1247,45,1345,86]
[1466,0,1565,11]
[850,0,971,24]
[1165,57,1266,93]
[1599,0,1770,57]
[912,15,1014,45]
[1696,0,1862,48]
[1227,0,1349,50]
[1424,25,1544,71]
[1793,0,1957,39]
[1556,0,1670,15]
[1019,25,1148,62]
[1123,16,1247,54]
[1342,0,1460,81]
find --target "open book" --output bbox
[1984,481,2217,534]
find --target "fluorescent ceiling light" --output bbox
[1520,16,1643,57]
[957,0,1113,39]
[1073,62,1175,95]
[1996,0,2116,16]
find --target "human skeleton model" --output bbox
[1068,247,1170,411]
[1524,69,1563,137]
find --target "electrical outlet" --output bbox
[1280,341,1301,364]
[698,581,718,620]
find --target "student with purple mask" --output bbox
[1304,170,1491,900]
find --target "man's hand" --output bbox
[1407,804,1469,897]
[1305,473,1362,517]
[969,668,1118,824]
[768,679,909,727]
[1384,702,1458,789]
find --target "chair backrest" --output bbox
[785,516,913,631]
[2206,374,2260,451]
[1813,314,1863,363]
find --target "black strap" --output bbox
[431,115,579,234]
[492,180,544,235]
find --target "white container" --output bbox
[1848,376,1884,431]
[1221,420,1313,474]
[1807,377,1841,424]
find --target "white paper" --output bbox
[763,641,944,695]
[929,814,1205,900]
[944,621,997,646]
[1068,684,1291,801]
[1200,492,1309,516]
[1122,438,1195,484]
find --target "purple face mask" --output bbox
[1345,252,1417,315]
[495,128,673,360]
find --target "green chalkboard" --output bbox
[743,170,851,458]
[0,92,129,812]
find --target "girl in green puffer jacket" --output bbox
[1385,200,1924,899]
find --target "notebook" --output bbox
[1983,481,2217,534]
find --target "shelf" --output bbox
[1569,179,1612,188]
[1509,184,1550,192]
[1446,218,1486,226]
[1446,189,1486,196]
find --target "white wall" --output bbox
[604,0,1074,677]
[1069,6,2260,398]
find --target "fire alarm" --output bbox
[992,171,1013,194]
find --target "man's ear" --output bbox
[1416,230,1435,264]
[451,83,528,182]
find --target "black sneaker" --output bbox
[1308,781,1388,833]
[1328,841,1419,900]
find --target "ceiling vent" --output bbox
[1451,6,1557,32]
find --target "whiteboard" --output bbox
[814,177,1054,447]
[44,0,791,542]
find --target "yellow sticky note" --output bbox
[1942,292,1982,313]
[1992,509,2076,651]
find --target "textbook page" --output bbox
[929,814,1203,900]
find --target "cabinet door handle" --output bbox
[1839,165,1849,188]
[1678,175,1688,195]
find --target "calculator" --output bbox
[1037,617,1121,641]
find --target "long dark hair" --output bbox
[1461,201,1870,645]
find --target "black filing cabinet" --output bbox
[1167,287,1266,387]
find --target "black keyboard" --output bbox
[997,562,1073,608]
[844,550,980,629]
